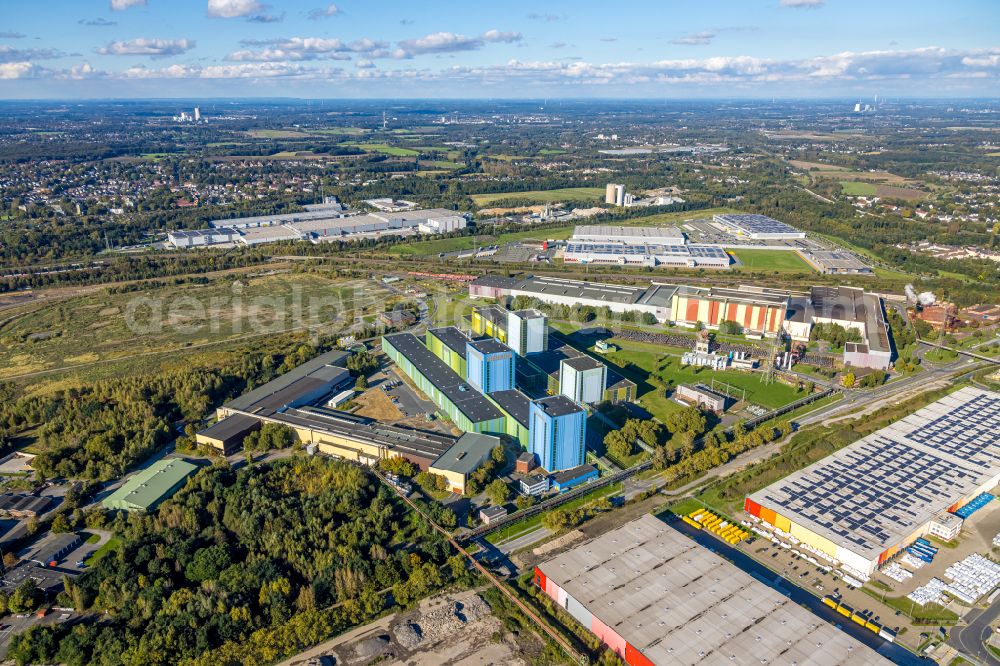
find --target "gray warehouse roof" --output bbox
[197,413,261,443]
[488,389,532,427]
[428,327,473,359]
[467,338,511,355]
[513,275,649,305]
[562,355,604,372]
[538,514,889,666]
[749,387,1000,560]
[21,532,82,566]
[224,350,349,413]
[382,333,504,424]
[431,432,500,476]
[533,394,584,418]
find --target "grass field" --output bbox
[347,142,420,156]
[839,180,877,196]
[246,129,314,139]
[0,273,391,381]
[85,535,122,566]
[729,248,815,273]
[419,160,464,169]
[601,341,805,421]
[469,187,605,205]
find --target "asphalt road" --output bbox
[950,600,1000,666]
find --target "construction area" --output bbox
[281,590,535,666]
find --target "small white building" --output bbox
[519,476,550,497]
[928,513,963,541]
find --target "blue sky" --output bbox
[1,0,998,98]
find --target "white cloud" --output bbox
[0,46,68,62]
[207,0,264,18]
[672,31,715,46]
[79,18,118,27]
[396,29,521,57]
[780,0,824,7]
[110,0,146,10]
[0,62,41,79]
[7,45,999,93]
[96,38,196,57]
[227,36,388,61]
[482,30,521,44]
[307,4,340,20]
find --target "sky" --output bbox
[0,0,998,99]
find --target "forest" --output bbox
[8,456,462,666]
[0,342,323,480]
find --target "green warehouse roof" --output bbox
[102,458,199,512]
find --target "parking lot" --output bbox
[734,492,1000,652]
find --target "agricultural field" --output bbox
[346,142,420,156]
[838,180,877,196]
[0,272,390,382]
[469,187,605,205]
[729,248,815,273]
[419,160,464,169]
[245,129,315,139]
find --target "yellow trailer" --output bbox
[821,597,838,609]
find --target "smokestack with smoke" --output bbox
[905,284,937,307]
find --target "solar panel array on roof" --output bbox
[715,213,804,236]
[749,387,1000,560]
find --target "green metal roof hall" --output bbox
[102,458,199,512]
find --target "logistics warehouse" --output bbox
[535,514,889,666]
[745,387,1000,578]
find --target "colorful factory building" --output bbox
[530,395,587,472]
[466,338,515,394]
[745,387,1000,578]
[381,332,505,434]
[385,329,588,472]
[670,285,789,336]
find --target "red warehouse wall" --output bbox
[626,643,656,666]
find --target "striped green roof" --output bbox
[102,458,198,512]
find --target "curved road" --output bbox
[950,602,1000,666]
